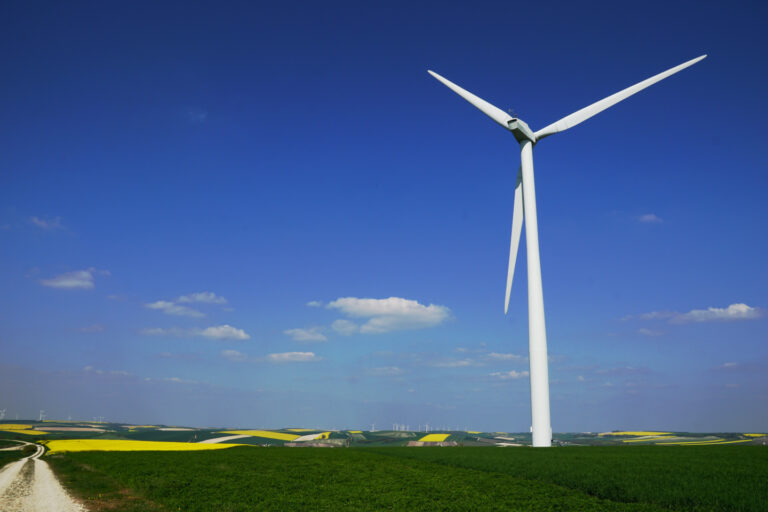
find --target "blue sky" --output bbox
[1,0,766,431]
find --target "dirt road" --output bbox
[0,441,85,511]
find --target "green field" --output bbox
[47,446,767,511]
[0,448,28,467]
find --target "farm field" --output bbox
[46,445,767,512]
[2,420,764,447]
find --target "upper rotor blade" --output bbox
[505,168,524,315]
[428,70,513,130]
[534,55,707,140]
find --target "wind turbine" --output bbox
[428,55,706,447]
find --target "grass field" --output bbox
[0,449,27,468]
[47,445,767,511]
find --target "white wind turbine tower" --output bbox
[429,55,706,447]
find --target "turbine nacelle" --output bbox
[506,118,536,143]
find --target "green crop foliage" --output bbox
[373,446,768,511]
[46,446,767,511]
[0,449,27,467]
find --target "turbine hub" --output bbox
[507,118,536,143]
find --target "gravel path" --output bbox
[198,434,251,444]
[0,441,85,511]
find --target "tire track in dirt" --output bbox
[0,441,85,511]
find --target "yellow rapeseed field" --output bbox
[622,436,674,443]
[219,430,300,441]
[657,438,753,446]
[418,433,451,442]
[0,424,34,430]
[744,433,765,437]
[0,429,48,435]
[285,428,316,432]
[466,431,481,434]
[348,431,363,434]
[42,439,245,454]
[598,431,671,436]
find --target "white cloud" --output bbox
[30,216,63,229]
[636,303,763,324]
[221,349,248,362]
[636,213,663,223]
[40,268,108,289]
[140,327,187,337]
[637,328,662,337]
[367,366,403,376]
[487,352,524,361]
[267,352,319,363]
[490,370,529,380]
[327,297,450,334]
[331,319,358,336]
[431,359,479,368]
[199,325,250,340]
[162,376,197,384]
[141,325,249,340]
[722,362,738,368]
[306,301,323,307]
[83,366,131,377]
[284,327,327,342]
[177,292,227,304]
[145,300,205,318]
[674,303,762,323]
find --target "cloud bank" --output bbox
[141,324,249,340]
[327,297,450,334]
[39,268,108,289]
[177,292,227,304]
[30,216,63,229]
[636,303,763,323]
[284,327,327,342]
[267,352,319,363]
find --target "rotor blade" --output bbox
[505,167,524,315]
[428,70,513,130]
[534,55,706,140]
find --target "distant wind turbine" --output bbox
[428,55,706,447]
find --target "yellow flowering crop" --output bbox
[348,431,363,434]
[0,424,34,430]
[219,430,300,441]
[744,433,765,437]
[658,438,752,446]
[466,431,481,434]
[42,439,246,454]
[285,428,316,432]
[599,431,671,436]
[622,436,674,443]
[0,429,48,435]
[418,433,451,442]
